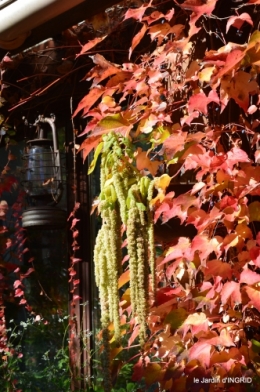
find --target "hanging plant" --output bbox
[93,132,155,349]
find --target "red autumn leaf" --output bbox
[77,36,107,56]
[15,288,24,297]
[245,286,260,312]
[71,258,82,264]
[240,269,260,285]
[148,23,183,43]
[190,182,206,195]
[156,287,183,306]
[73,86,105,117]
[191,235,222,266]
[212,49,245,86]
[162,194,200,224]
[3,55,13,63]
[124,0,153,22]
[86,54,121,85]
[128,324,140,347]
[20,268,34,278]
[72,295,82,301]
[226,13,253,33]
[71,218,80,229]
[205,259,232,279]
[143,8,175,24]
[182,312,208,335]
[249,247,260,267]
[13,280,22,289]
[163,130,187,159]
[226,146,250,166]
[129,23,147,59]
[248,104,258,114]
[153,191,175,223]
[188,90,219,115]
[211,348,241,368]
[207,329,235,347]
[78,135,101,162]
[221,71,258,112]
[221,281,241,306]
[180,0,217,25]
[132,359,145,382]
[161,237,191,264]
[189,341,211,367]
[91,113,132,137]
[181,111,200,126]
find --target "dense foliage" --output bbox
[73,0,260,391]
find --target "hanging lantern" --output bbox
[22,115,66,229]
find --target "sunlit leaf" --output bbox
[164,308,187,329]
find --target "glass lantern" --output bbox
[22,115,66,229]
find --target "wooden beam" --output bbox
[1,0,121,56]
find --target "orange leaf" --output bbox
[77,36,107,56]
[73,86,104,117]
[205,259,232,279]
[245,286,260,312]
[135,147,160,176]
[118,270,130,289]
[78,135,101,162]
[129,23,147,59]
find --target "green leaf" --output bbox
[98,113,129,130]
[252,339,260,353]
[7,130,16,136]
[88,141,103,174]
[164,308,187,329]
[136,202,146,211]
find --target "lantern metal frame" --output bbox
[21,114,66,229]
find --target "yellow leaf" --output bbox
[88,141,103,174]
[101,95,116,108]
[198,66,215,82]
[98,113,129,129]
[154,174,171,192]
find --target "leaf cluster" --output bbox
[73,0,260,391]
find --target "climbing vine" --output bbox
[72,0,260,391]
